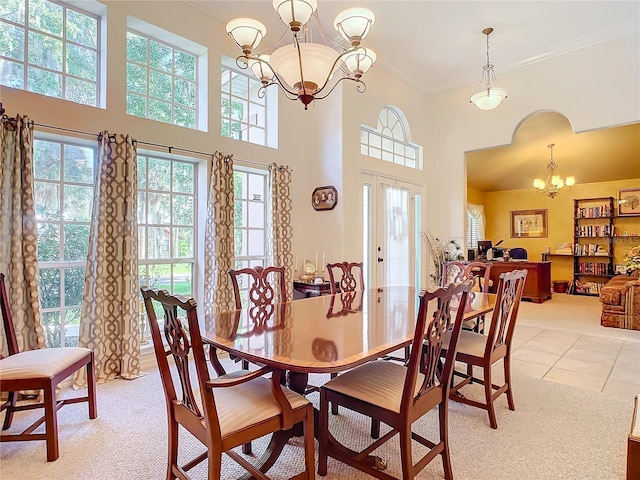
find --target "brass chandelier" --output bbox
[532,143,576,198]
[225,0,377,110]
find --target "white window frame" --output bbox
[221,56,278,149]
[467,213,480,248]
[360,106,423,170]
[126,16,208,131]
[0,0,105,107]
[33,133,97,348]
[232,164,269,304]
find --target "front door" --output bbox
[362,173,422,288]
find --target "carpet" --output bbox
[0,356,632,480]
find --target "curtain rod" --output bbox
[21,120,286,169]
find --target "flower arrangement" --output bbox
[623,245,640,274]
[423,231,465,285]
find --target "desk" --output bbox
[488,260,552,303]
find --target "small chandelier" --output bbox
[470,27,508,111]
[533,144,576,198]
[226,0,376,110]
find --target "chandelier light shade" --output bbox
[470,27,508,111]
[225,0,376,109]
[532,143,576,198]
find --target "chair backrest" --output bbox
[509,247,528,260]
[140,287,223,439]
[326,261,364,294]
[0,273,20,357]
[484,269,528,357]
[326,290,364,318]
[402,280,474,411]
[228,265,287,311]
[442,261,492,293]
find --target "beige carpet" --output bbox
[0,356,632,480]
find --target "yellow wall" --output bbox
[467,187,484,205]
[484,179,640,281]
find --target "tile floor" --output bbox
[510,323,640,398]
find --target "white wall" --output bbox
[1,1,638,288]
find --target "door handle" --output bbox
[377,257,384,262]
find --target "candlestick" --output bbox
[322,251,325,269]
[315,251,318,271]
[295,251,298,271]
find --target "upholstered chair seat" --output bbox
[320,360,426,413]
[0,348,92,380]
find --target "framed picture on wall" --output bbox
[510,209,548,238]
[617,187,640,216]
[312,185,338,211]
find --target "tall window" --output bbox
[361,106,422,170]
[137,154,197,299]
[232,167,268,303]
[221,62,277,148]
[34,138,96,348]
[0,0,101,106]
[467,203,485,249]
[126,27,200,129]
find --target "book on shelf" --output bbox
[576,204,612,218]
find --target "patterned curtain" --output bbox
[267,163,294,301]
[74,132,139,386]
[0,115,45,356]
[203,152,235,314]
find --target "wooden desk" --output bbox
[488,260,552,303]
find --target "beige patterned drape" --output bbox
[74,132,139,386]
[268,163,294,301]
[203,152,235,314]
[0,115,45,356]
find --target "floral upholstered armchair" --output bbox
[599,269,640,330]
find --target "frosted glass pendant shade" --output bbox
[273,0,317,28]
[270,42,339,91]
[226,18,267,53]
[248,55,275,81]
[343,48,377,75]
[334,7,375,44]
[470,87,508,111]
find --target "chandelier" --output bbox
[470,27,508,111]
[533,144,576,198]
[225,0,376,110]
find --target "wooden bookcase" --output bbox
[572,197,615,296]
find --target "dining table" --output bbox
[200,286,496,478]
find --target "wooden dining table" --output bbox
[200,286,496,477]
[202,286,496,393]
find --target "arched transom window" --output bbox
[361,106,422,170]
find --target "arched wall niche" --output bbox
[466,111,640,193]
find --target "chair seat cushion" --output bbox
[195,371,310,438]
[0,347,91,380]
[321,360,424,413]
[444,330,487,358]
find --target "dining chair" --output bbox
[442,260,493,332]
[442,269,527,429]
[0,272,97,461]
[141,287,315,480]
[508,247,528,260]
[318,280,474,480]
[227,265,286,372]
[326,261,364,294]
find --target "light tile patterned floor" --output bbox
[509,294,640,400]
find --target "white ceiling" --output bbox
[187,1,640,191]
[187,0,639,95]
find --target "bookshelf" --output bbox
[572,197,614,296]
